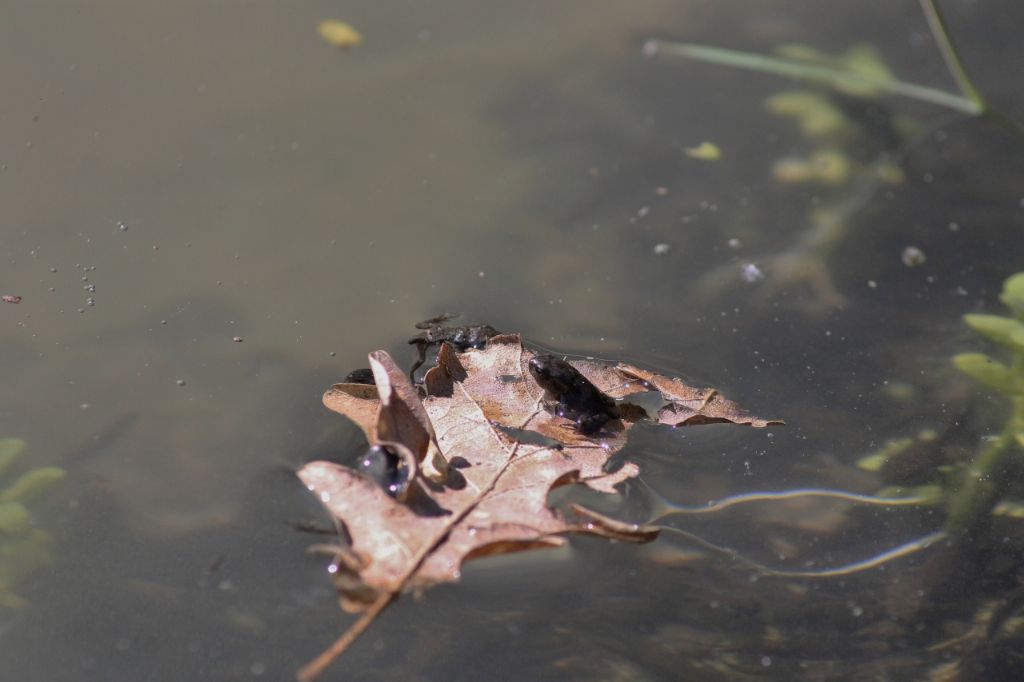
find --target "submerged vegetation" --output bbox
[632,4,1024,675]
[0,438,64,611]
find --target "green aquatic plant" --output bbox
[688,35,914,309]
[651,273,1024,578]
[0,438,65,609]
[645,1,1000,121]
[662,1,1024,310]
[945,273,1024,537]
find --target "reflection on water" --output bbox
[2,0,1024,679]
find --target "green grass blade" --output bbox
[645,39,982,115]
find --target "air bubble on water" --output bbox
[740,263,764,283]
[728,238,742,249]
[176,379,186,386]
[653,243,670,255]
[84,284,96,293]
[86,298,95,306]
[117,221,128,232]
[901,246,926,267]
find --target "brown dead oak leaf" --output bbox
[296,334,780,680]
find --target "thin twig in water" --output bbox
[649,487,936,522]
[659,525,947,578]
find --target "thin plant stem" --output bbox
[645,39,981,115]
[919,0,985,109]
[649,487,934,523]
[659,525,947,578]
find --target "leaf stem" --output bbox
[644,39,981,115]
[919,0,986,109]
[296,593,395,682]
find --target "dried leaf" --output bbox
[612,363,784,427]
[298,332,780,677]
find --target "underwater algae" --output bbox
[0,438,65,610]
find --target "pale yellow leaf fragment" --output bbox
[685,141,721,161]
[318,20,363,49]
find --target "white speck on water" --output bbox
[727,238,742,249]
[653,243,670,255]
[117,221,128,232]
[867,280,878,288]
[637,205,650,218]
[740,263,764,283]
[249,661,267,676]
[948,222,960,232]
[176,379,186,386]
[901,246,926,267]
[761,656,771,667]
[319,491,331,503]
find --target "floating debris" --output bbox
[318,20,363,49]
[2,295,21,304]
[685,141,721,161]
[741,263,765,283]
[901,246,926,267]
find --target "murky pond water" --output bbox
[3,2,1024,680]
